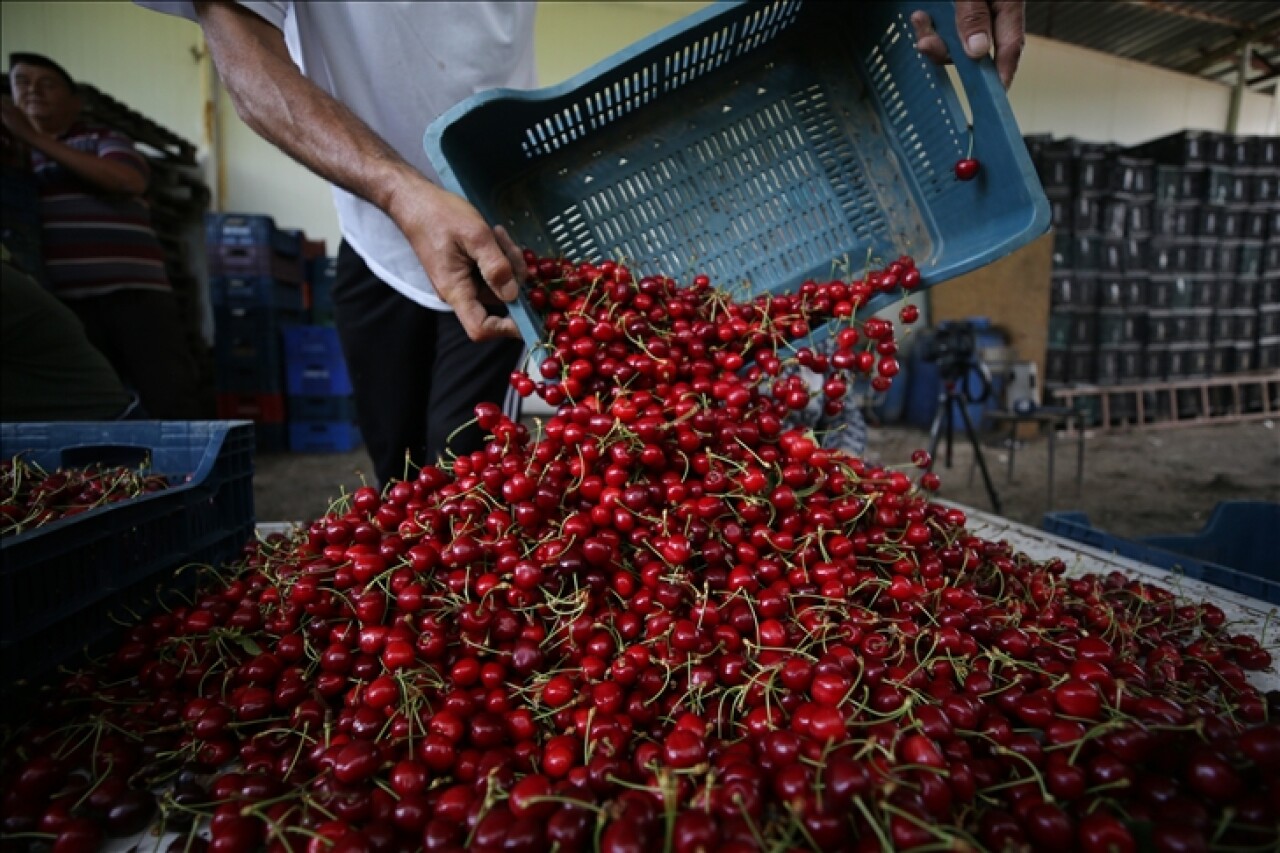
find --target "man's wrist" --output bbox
[382,164,439,226]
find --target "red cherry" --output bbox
[955,158,980,181]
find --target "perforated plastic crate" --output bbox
[209,243,304,284]
[213,305,302,393]
[282,325,354,396]
[210,275,306,313]
[309,256,338,325]
[288,421,362,454]
[1050,272,1097,308]
[216,392,286,423]
[288,394,358,423]
[424,0,1049,346]
[205,212,302,257]
[0,422,255,687]
[1043,503,1280,605]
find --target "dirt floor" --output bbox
[253,417,1280,542]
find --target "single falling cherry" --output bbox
[955,124,979,181]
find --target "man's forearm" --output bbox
[29,135,146,196]
[190,1,524,342]
[194,1,428,220]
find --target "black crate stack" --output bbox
[309,256,337,327]
[0,165,44,286]
[1032,131,1279,421]
[1134,131,1280,384]
[207,213,308,453]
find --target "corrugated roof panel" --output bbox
[1024,0,1280,84]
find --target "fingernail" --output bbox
[967,33,990,57]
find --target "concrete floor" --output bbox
[252,417,1280,541]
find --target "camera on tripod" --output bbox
[923,321,988,398]
[920,319,1002,513]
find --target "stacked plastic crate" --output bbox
[282,253,358,452]
[1091,155,1156,422]
[1136,131,1279,412]
[1034,132,1279,423]
[1265,205,1280,372]
[1038,139,1122,403]
[1,165,45,286]
[309,255,337,327]
[207,213,307,453]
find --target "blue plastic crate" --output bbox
[1043,502,1280,604]
[216,361,284,394]
[283,325,354,396]
[210,275,306,313]
[288,394,358,422]
[205,212,302,257]
[0,421,256,687]
[288,421,362,453]
[214,305,304,393]
[424,0,1049,346]
[209,242,305,283]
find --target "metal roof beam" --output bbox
[1182,17,1280,74]
[1123,1,1248,30]
[1248,69,1280,90]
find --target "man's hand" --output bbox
[912,1,1026,90]
[389,176,526,341]
[0,96,38,144]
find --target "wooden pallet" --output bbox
[1051,371,1280,431]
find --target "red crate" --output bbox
[216,392,286,423]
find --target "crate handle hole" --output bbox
[942,65,973,139]
[59,444,151,471]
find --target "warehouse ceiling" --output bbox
[1024,1,1280,92]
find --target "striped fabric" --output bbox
[31,123,171,299]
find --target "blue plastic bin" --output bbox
[288,421,362,454]
[210,275,307,313]
[0,421,256,687]
[425,0,1049,347]
[1043,502,1280,605]
[209,243,305,284]
[214,304,305,393]
[205,212,302,257]
[288,394,358,423]
[283,325,354,396]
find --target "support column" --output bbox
[1227,42,1252,133]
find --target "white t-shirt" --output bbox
[139,1,538,311]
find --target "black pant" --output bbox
[332,241,523,488]
[67,289,202,420]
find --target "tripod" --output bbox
[925,375,1003,515]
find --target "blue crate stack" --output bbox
[283,324,361,453]
[1030,131,1279,425]
[207,213,308,453]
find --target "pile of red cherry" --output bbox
[1,459,171,539]
[1,254,1276,853]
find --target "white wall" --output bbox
[2,2,1276,253]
